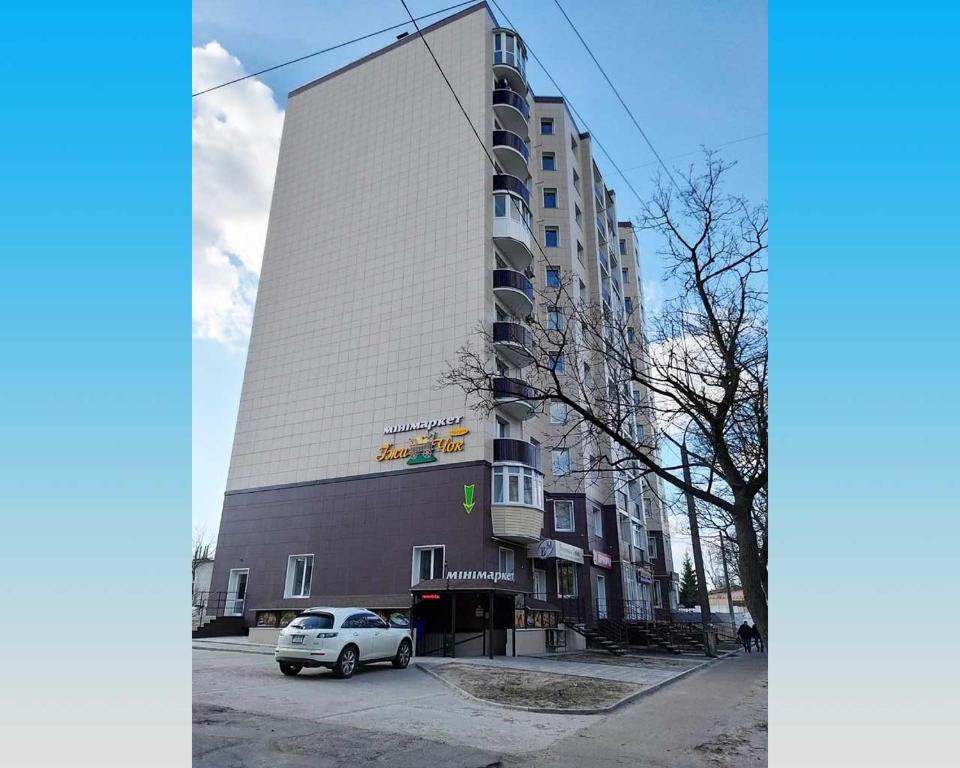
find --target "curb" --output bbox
[415,652,731,715]
[193,643,275,657]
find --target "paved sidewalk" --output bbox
[417,652,707,686]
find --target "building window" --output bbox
[499,547,515,575]
[496,416,510,439]
[544,226,559,247]
[653,580,663,608]
[574,204,582,228]
[554,500,574,531]
[573,169,580,193]
[571,134,578,151]
[543,188,557,208]
[547,307,563,330]
[494,195,506,217]
[579,280,586,304]
[624,297,633,315]
[549,400,568,424]
[493,465,543,508]
[545,266,561,287]
[540,118,554,135]
[533,568,547,600]
[632,523,643,548]
[647,537,657,559]
[557,561,578,598]
[591,505,603,537]
[619,238,626,255]
[284,554,313,598]
[552,448,571,476]
[627,327,635,344]
[622,267,629,284]
[412,545,445,585]
[542,152,556,171]
[548,352,565,374]
[577,241,585,265]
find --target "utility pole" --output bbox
[680,440,715,657]
[719,530,737,631]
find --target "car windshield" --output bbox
[288,614,334,630]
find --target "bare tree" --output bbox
[192,525,215,603]
[443,152,768,639]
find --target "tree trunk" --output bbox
[732,497,767,642]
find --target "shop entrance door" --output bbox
[226,569,248,616]
[595,574,608,619]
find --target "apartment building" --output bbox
[208,1,672,655]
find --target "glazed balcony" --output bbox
[493,88,529,138]
[492,321,535,368]
[492,198,534,273]
[493,28,528,95]
[492,269,534,317]
[493,376,537,420]
[493,131,530,179]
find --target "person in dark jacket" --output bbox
[750,623,764,652]
[737,621,753,652]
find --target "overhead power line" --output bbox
[192,0,478,97]
[622,132,769,173]
[551,0,680,191]
[487,0,651,210]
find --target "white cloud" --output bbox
[192,42,284,346]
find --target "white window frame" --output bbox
[284,554,314,598]
[543,187,558,208]
[553,499,575,532]
[591,505,603,537]
[498,547,515,576]
[544,225,560,247]
[545,265,561,287]
[492,464,544,509]
[540,117,554,135]
[653,580,663,608]
[411,545,445,586]
[551,448,571,476]
[533,568,547,600]
[541,151,556,171]
[647,537,657,559]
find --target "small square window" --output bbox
[619,238,626,255]
[577,242,585,265]
[548,352,565,374]
[575,204,582,227]
[543,188,558,208]
[540,118,554,135]
[542,152,556,171]
[552,448,571,476]
[554,500,575,531]
[545,266,561,288]
[544,227,559,247]
[573,169,580,193]
[624,297,633,315]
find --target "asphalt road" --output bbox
[193,648,766,767]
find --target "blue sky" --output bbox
[192,0,768,557]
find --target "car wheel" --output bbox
[392,639,412,669]
[332,645,357,679]
[279,662,302,676]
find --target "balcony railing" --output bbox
[492,88,529,119]
[493,173,530,205]
[493,438,541,471]
[492,269,534,302]
[493,376,535,402]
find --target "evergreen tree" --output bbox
[678,553,699,608]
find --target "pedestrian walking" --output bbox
[750,623,764,653]
[737,620,752,653]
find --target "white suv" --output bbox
[274,607,412,679]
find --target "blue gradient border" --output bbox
[0,2,191,766]
[772,2,960,766]
[0,1,958,766]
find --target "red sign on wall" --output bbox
[592,550,612,569]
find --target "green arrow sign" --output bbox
[463,484,475,514]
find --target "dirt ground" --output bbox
[432,663,641,709]
[550,650,704,670]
